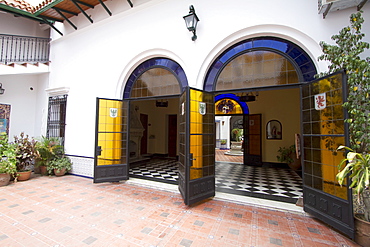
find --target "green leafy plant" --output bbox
[317,11,370,153]
[277,145,295,164]
[13,132,38,172]
[46,156,72,175]
[220,139,227,145]
[35,136,64,168]
[231,128,243,142]
[0,133,17,177]
[336,145,370,221]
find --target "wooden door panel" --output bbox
[244,114,262,164]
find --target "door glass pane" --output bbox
[215,99,243,114]
[178,91,187,176]
[97,99,127,166]
[131,68,181,97]
[189,89,215,180]
[216,51,298,91]
[302,73,347,199]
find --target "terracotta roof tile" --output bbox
[34,0,54,11]
[0,0,35,12]
[0,0,56,13]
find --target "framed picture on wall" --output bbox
[266,120,282,140]
[0,104,11,135]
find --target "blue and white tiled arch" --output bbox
[215,93,249,114]
[123,57,188,99]
[204,37,317,91]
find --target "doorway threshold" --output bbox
[126,177,305,215]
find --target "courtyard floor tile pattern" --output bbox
[0,175,359,246]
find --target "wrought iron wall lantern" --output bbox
[183,5,200,41]
[0,83,5,95]
[156,100,168,107]
[239,92,259,102]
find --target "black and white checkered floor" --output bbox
[215,162,302,203]
[129,159,179,184]
[129,159,303,203]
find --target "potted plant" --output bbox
[336,146,370,246]
[35,136,64,175]
[317,11,370,245]
[47,156,72,176]
[0,133,17,186]
[337,146,370,219]
[277,145,301,171]
[13,132,38,181]
[231,128,243,142]
[220,139,227,150]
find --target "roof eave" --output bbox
[33,0,64,16]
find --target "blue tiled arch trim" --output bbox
[215,93,249,114]
[204,37,317,91]
[123,58,188,99]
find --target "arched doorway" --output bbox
[215,93,263,164]
[123,58,216,205]
[123,57,186,184]
[205,37,315,203]
[94,57,187,184]
[214,93,250,163]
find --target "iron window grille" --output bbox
[46,95,67,146]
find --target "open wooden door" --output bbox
[243,114,262,165]
[301,71,354,239]
[94,98,129,183]
[178,87,215,205]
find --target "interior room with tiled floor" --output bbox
[0,175,359,246]
[129,150,303,204]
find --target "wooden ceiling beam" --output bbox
[53,7,78,30]
[71,0,93,23]
[74,0,95,9]
[97,0,112,16]
[52,7,79,16]
[357,0,368,10]
[40,17,64,36]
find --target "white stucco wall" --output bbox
[0,73,49,139]
[44,0,370,158]
[0,12,50,37]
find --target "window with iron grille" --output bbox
[46,95,67,146]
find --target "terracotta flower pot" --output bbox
[54,168,66,176]
[17,170,32,181]
[40,166,48,175]
[288,154,301,171]
[0,173,11,186]
[33,166,41,174]
[354,214,370,247]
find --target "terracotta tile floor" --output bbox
[216,149,243,163]
[0,174,359,247]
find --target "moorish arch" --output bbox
[123,57,188,99]
[204,36,317,91]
